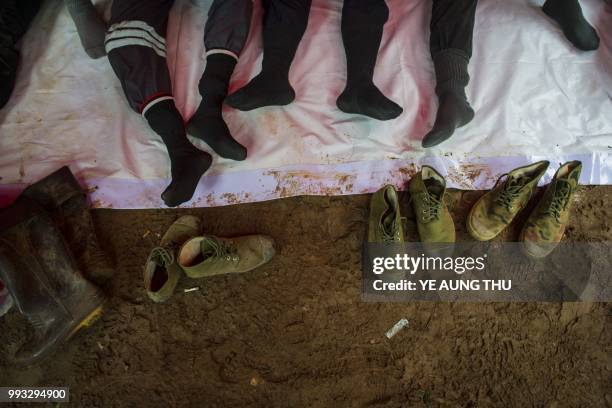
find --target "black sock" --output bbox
[145,100,212,207]
[543,0,599,51]
[225,0,311,111]
[187,53,246,161]
[336,0,402,121]
[422,49,474,148]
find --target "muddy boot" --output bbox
[178,235,275,279]
[20,166,114,285]
[409,166,455,256]
[368,185,404,244]
[467,161,550,241]
[0,198,105,365]
[144,215,201,303]
[520,161,581,258]
[0,278,13,317]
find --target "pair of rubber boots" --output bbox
[368,165,455,251]
[467,160,581,258]
[0,166,112,365]
[144,216,275,302]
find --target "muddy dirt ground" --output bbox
[1,186,611,407]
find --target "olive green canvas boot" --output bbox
[520,161,581,258]
[178,235,275,279]
[409,166,455,245]
[368,185,404,244]
[467,160,550,241]
[144,215,201,302]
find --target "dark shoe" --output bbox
[0,198,105,365]
[20,166,114,285]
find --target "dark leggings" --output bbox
[430,0,478,59]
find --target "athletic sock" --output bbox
[65,0,107,59]
[336,0,402,121]
[543,0,599,51]
[224,68,295,111]
[145,100,212,207]
[224,45,296,111]
[422,49,474,148]
[187,53,246,161]
[225,0,311,111]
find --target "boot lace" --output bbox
[544,180,572,222]
[150,246,175,267]
[421,194,442,222]
[201,236,240,262]
[494,174,524,211]
[379,217,406,243]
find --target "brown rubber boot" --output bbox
[20,166,114,285]
[0,198,105,365]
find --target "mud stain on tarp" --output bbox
[191,192,255,207]
[265,170,357,198]
[91,199,114,209]
[373,164,419,190]
[397,164,418,180]
[260,112,279,137]
[447,164,496,189]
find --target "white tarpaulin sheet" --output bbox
[0,0,610,208]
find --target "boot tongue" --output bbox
[382,211,395,234]
[507,174,530,188]
[200,237,219,261]
[547,179,572,220]
[423,177,444,200]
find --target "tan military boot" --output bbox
[467,161,550,241]
[520,161,581,258]
[144,215,201,302]
[409,165,455,244]
[368,185,404,244]
[178,235,275,278]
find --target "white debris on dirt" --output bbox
[184,287,200,293]
[385,318,409,339]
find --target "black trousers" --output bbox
[106,0,253,114]
[105,0,174,114]
[0,0,41,49]
[257,0,477,74]
[430,0,478,59]
[0,0,42,109]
